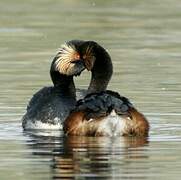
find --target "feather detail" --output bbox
[55,43,81,75]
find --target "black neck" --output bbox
[50,69,76,97]
[87,43,113,94]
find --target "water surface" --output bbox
[0,0,181,179]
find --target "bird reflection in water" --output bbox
[52,136,149,179]
[24,130,149,179]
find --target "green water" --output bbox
[1,0,181,179]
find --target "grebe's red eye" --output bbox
[71,53,81,63]
[75,54,80,59]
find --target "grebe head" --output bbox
[51,40,86,77]
[79,41,113,93]
[51,40,112,91]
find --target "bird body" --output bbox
[64,91,149,137]
[22,86,76,129]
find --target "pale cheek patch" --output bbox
[56,61,75,75]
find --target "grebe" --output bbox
[64,91,149,137]
[63,42,149,136]
[22,40,112,130]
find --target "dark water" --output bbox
[1,0,181,179]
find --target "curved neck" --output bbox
[50,70,76,97]
[87,44,113,94]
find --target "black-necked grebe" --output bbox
[64,91,149,137]
[22,40,112,130]
[22,40,86,130]
[63,42,149,137]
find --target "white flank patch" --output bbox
[24,118,62,130]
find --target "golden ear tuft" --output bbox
[55,43,81,75]
[83,46,95,71]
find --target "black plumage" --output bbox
[74,90,133,120]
